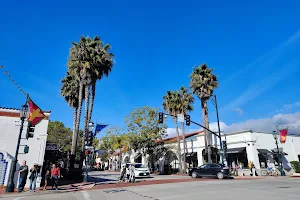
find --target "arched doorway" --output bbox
[164,151,178,174]
[123,155,130,164]
[134,154,142,163]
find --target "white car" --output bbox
[126,163,151,178]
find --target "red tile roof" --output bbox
[156,130,204,144]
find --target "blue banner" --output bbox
[94,124,108,136]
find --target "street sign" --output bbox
[46,143,58,150]
[85,146,94,150]
[177,114,184,122]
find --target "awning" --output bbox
[226,147,246,154]
[183,152,197,157]
[257,149,272,155]
[272,149,288,155]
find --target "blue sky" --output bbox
[1,0,300,137]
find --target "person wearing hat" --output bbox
[29,163,39,192]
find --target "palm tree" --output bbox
[162,91,182,173]
[189,64,218,163]
[60,72,83,155]
[68,36,114,152]
[177,86,194,172]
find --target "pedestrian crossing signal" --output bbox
[24,145,29,154]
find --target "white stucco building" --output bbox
[0,107,50,189]
[105,129,300,175]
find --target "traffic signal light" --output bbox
[86,131,94,146]
[185,115,190,126]
[159,112,164,124]
[26,125,35,139]
[222,141,227,152]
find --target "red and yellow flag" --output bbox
[27,97,46,126]
[279,129,288,143]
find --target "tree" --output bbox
[162,90,183,172]
[177,86,194,172]
[125,106,167,158]
[190,63,218,163]
[47,121,73,152]
[60,72,84,155]
[67,36,114,152]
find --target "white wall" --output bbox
[0,108,50,188]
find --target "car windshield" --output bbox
[134,164,145,168]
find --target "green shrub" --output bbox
[290,161,300,173]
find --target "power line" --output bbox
[0,64,28,97]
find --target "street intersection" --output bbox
[1,171,300,200]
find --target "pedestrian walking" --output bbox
[239,162,244,176]
[18,160,28,192]
[29,164,38,192]
[43,170,50,190]
[248,161,253,176]
[51,164,60,190]
[129,163,135,183]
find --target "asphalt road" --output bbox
[2,177,300,200]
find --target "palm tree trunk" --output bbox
[82,84,90,152]
[71,107,78,155]
[76,81,84,150]
[181,122,187,173]
[201,100,212,163]
[173,118,182,173]
[88,83,96,124]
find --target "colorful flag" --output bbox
[27,97,46,126]
[279,129,288,143]
[94,124,108,136]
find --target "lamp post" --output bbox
[6,104,29,192]
[84,122,94,182]
[272,131,286,176]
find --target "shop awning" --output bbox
[257,149,272,155]
[182,152,197,157]
[226,147,246,154]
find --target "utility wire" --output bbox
[0,64,28,97]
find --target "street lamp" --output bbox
[6,104,29,192]
[272,131,286,176]
[83,122,94,182]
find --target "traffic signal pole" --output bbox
[159,112,226,165]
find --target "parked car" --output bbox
[188,163,230,179]
[125,163,151,178]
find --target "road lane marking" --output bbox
[13,197,22,200]
[81,191,91,200]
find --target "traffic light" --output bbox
[159,112,164,124]
[24,145,29,154]
[222,141,227,152]
[86,131,94,146]
[26,125,35,139]
[185,115,190,126]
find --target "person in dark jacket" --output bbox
[29,164,38,192]
[18,160,28,192]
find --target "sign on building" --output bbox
[46,143,58,151]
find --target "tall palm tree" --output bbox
[177,86,194,172]
[189,64,218,164]
[67,37,93,151]
[68,36,114,152]
[162,91,182,173]
[60,72,84,155]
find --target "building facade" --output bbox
[0,107,50,188]
[106,130,300,175]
